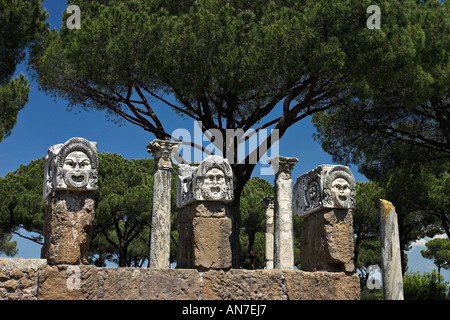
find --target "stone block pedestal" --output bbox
[176,202,232,270]
[41,191,95,265]
[299,208,354,272]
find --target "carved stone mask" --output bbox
[62,151,92,189]
[330,178,351,208]
[306,181,319,204]
[201,168,226,200]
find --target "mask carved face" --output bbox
[330,178,351,208]
[62,151,92,189]
[201,168,226,200]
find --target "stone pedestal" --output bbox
[41,138,98,265]
[294,165,356,273]
[379,199,404,300]
[176,155,234,270]
[263,196,275,269]
[268,156,298,270]
[176,202,232,270]
[147,139,179,269]
[42,191,95,265]
[299,209,354,272]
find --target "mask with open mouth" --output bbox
[330,178,351,208]
[62,151,91,189]
[201,167,226,200]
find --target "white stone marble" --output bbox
[177,155,233,208]
[293,164,356,218]
[268,156,298,270]
[43,137,98,201]
[147,139,179,269]
[263,196,274,269]
[379,199,404,300]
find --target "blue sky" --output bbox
[0,0,448,284]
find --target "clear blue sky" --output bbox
[0,0,448,284]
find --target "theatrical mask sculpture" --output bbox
[294,165,355,217]
[43,137,98,201]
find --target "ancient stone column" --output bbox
[41,137,98,265]
[263,196,275,269]
[294,165,356,272]
[176,155,233,270]
[379,199,404,300]
[268,156,298,270]
[147,139,180,269]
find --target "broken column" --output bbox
[176,155,233,270]
[294,165,356,272]
[263,196,275,269]
[268,156,298,270]
[379,199,404,300]
[41,137,98,265]
[147,139,180,269]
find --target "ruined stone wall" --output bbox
[0,258,47,300]
[0,258,360,300]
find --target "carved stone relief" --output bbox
[177,155,233,208]
[294,165,355,217]
[43,137,98,201]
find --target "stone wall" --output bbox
[0,258,47,300]
[0,258,360,300]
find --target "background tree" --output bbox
[0,232,17,257]
[0,0,48,142]
[0,157,46,245]
[352,181,384,269]
[239,177,273,269]
[30,0,426,266]
[421,237,450,280]
[312,0,450,179]
[403,270,448,300]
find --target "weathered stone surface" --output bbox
[1,258,361,300]
[43,137,98,201]
[177,201,232,270]
[379,199,404,300]
[178,201,228,221]
[41,191,95,265]
[0,258,46,272]
[299,271,360,300]
[0,258,46,300]
[3,279,18,291]
[37,265,98,300]
[293,165,356,218]
[147,139,179,269]
[149,168,173,269]
[263,196,274,269]
[268,156,298,270]
[300,209,354,272]
[100,268,200,300]
[202,269,283,300]
[177,155,234,208]
[193,217,232,269]
[9,269,24,279]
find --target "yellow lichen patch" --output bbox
[380,199,395,220]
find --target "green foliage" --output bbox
[240,177,273,269]
[311,1,450,179]
[421,237,450,275]
[0,231,17,257]
[0,0,48,142]
[0,75,30,142]
[0,157,46,243]
[29,0,431,169]
[360,287,383,300]
[92,153,157,267]
[403,270,448,300]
